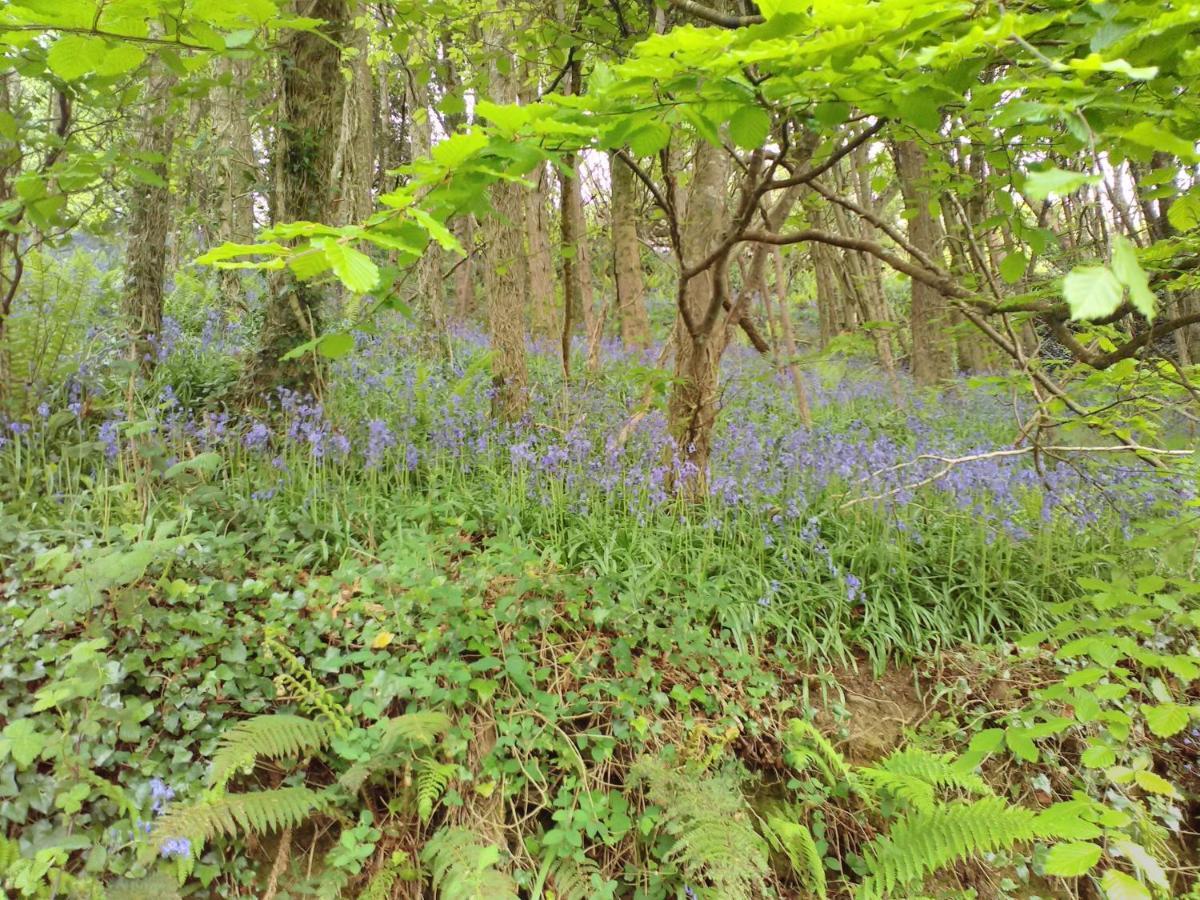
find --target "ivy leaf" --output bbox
[1043,841,1102,877]
[1100,870,1152,900]
[1110,236,1155,321]
[1140,703,1191,737]
[1023,167,1100,201]
[1063,265,1124,321]
[1167,189,1200,232]
[318,239,379,293]
[998,252,1027,284]
[728,106,771,150]
[0,719,46,768]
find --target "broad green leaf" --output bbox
[1109,839,1168,890]
[1005,727,1038,762]
[1100,870,1151,900]
[96,42,146,76]
[1167,190,1200,232]
[317,332,355,360]
[197,242,289,264]
[1043,842,1102,877]
[1132,770,1178,797]
[1032,802,1103,840]
[432,131,489,168]
[728,106,771,150]
[967,728,1005,754]
[1140,703,1191,737]
[627,122,671,157]
[164,452,223,480]
[319,239,379,293]
[46,35,107,80]
[1063,265,1124,321]
[1024,167,1100,201]
[998,252,1027,284]
[1122,121,1199,162]
[1080,744,1116,768]
[409,208,463,254]
[1110,236,1155,321]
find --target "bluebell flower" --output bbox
[160,836,191,859]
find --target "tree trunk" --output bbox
[122,69,176,376]
[242,0,346,398]
[667,141,729,499]
[610,153,650,349]
[210,58,257,305]
[483,31,528,421]
[526,161,558,339]
[892,139,954,385]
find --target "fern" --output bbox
[358,851,415,900]
[858,748,990,811]
[151,786,329,854]
[417,759,457,823]
[0,835,18,875]
[263,634,353,736]
[209,714,331,788]
[422,827,519,900]
[856,797,1038,899]
[784,719,853,790]
[762,811,827,900]
[629,757,770,900]
[338,712,454,793]
[546,855,603,900]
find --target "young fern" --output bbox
[263,633,354,737]
[422,827,519,900]
[209,714,332,789]
[417,759,457,823]
[545,855,604,900]
[783,719,854,790]
[855,797,1039,900]
[762,811,827,900]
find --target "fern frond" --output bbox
[381,711,453,749]
[546,855,604,900]
[868,749,989,796]
[856,797,1038,900]
[0,835,19,875]
[151,786,329,855]
[763,813,827,900]
[417,759,457,823]
[358,851,415,900]
[784,719,853,790]
[263,635,353,736]
[422,827,519,900]
[209,715,331,788]
[629,757,770,900]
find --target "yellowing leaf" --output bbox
[1101,870,1151,900]
[1110,236,1155,321]
[370,631,394,650]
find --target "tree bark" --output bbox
[242,0,346,397]
[210,58,258,305]
[610,153,650,349]
[892,139,954,384]
[122,69,176,376]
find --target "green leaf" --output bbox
[1024,167,1100,201]
[1005,727,1038,763]
[1063,265,1124,321]
[1043,842,1102,877]
[1167,190,1200,232]
[96,42,146,77]
[1140,703,1191,737]
[998,252,1028,284]
[1132,770,1178,797]
[1033,802,1103,840]
[1122,121,1199,162]
[317,333,355,360]
[164,452,223,480]
[0,719,46,768]
[46,35,107,81]
[967,728,1005,754]
[1080,744,1116,768]
[1110,236,1155,321]
[431,131,489,168]
[224,29,257,49]
[318,239,379,293]
[1100,870,1151,900]
[409,208,463,254]
[627,122,671,157]
[728,106,770,150]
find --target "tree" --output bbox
[610,152,649,349]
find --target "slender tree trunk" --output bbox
[211,58,257,305]
[611,153,650,349]
[666,141,729,498]
[893,139,954,384]
[122,69,176,376]
[242,0,346,397]
[483,27,528,420]
[772,248,813,426]
[526,161,558,339]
